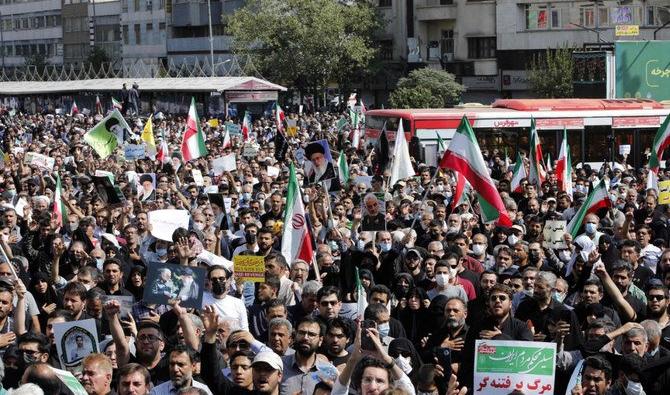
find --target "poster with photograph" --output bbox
[360,192,387,231]
[100,295,134,319]
[53,319,99,370]
[143,263,205,309]
[136,173,156,202]
[92,175,126,207]
[304,140,341,192]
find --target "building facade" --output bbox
[120,0,167,72]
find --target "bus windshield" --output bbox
[365,115,410,132]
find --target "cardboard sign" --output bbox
[233,255,265,282]
[148,209,190,241]
[212,154,237,175]
[92,175,126,207]
[50,366,88,395]
[192,169,204,186]
[208,119,219,128]
[619,144,631,156]
[226,123,242,135]
[267,165,280,178]
[24,152,55,171]
[287,119,298,137]
[474,340,556,395]
[659,180,670,205]
[53,319,99,370]
[143,263,205,309]
[242,143,259,157]
[124,144,146,160]
[542,220,567,249]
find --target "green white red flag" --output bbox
[112,98,122,110]
[566,179,611,238]
[338,151,350,185]
[355,267,368,320]
[281,164,314,264]
[649,114,670,173]
[389,120,415,186]
[450,170,471,212]
[241,111,252,141]
[275,103,285,132]
[53,174,68,228]
[556,129,572,197]
[510,152,527,193]
[439,116,512,227]
[528,118,546,189]
[181,97,208,162]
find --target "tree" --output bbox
[388,68,464,109]
[87,47,111,69]
[23,53,49,76]
[527,46,574,98]
[229,0,382,96]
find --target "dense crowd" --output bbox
[0,98,668,395]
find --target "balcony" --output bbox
[416,0,457,21]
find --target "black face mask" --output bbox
[245,232,257,245]
[211,280,226,295]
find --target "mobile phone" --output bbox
[559,309,572,323]
[434,347,452,377]
[361,319,377,351]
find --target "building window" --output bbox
[134,24,141,45]
[580,5,595,28]
[159,22,166,30]
[467,37,496,59]
[551,8,562,29]
[526,5,548,30]
[440,0,454,4]
[378,0,391,7]
[123,25,129,44]
[134,0,140,12]
[147,23,153,31]
[441,29,454,57]
[146,0,152,11]
[379,40,393,60]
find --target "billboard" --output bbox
[615,41,670,101]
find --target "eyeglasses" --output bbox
[649,294,666,301]
[18,349,40,356]
[490,295,508,302]
[137,334,161,343]
[320,300,338,306]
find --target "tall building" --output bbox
[0,0,63,68]
[120,0,167,71]
[62,0,121,67]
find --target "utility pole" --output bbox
[0,11,5,70]
[207,0,215,76]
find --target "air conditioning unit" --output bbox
[443,53,454,62]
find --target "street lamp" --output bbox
[212,58,231,76]
[207,0,214,76]
[0,11,4,70]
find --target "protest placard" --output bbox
[208,119,219,128]
[267,166,280,177]
[84,109,131,159]
[659,180,670,205]
[143,263,205,309]
[619,144,631,156]
[287,119,298,137]
[197,250,234,271]
[53,319,99,370]
[233,255,265,282]
[226,123,242,135]
[92,175,126,207]
[124,144,146,160]
[24,152,55,171]
[212,154,237,175]
[95,170,115,184]
[148,209,190,241]
[242,143,259,157]
[542,220,567,250]
[473,340,556,395]
[192,169,204,186]
[100,295,134,319]
[50,366,88,395]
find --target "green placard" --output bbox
[615,41,670,101]
[475,343,554,375]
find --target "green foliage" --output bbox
[23,53,49,73]
[528,46,574,98]
[229,0,382,90]
[388,68,464,108]
[87,47,111,69]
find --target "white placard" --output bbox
[14,198,28,218]
[192,169,204,186]
[267,165,280,177]
[619,144,631,156]
[148,209,190,241]
[197,250,234,270]
[212,154,236,175]
[24,152,55,171]
[542,220,567,249]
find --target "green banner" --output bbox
[84,109,131,159]
[615,41,670,101]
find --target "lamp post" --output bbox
[207,0,214,76]
[0,11,5,70]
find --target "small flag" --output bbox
[157,132,169,165]
[389,120,416,186]
[647,168,659,192]
[566,179,612,238]
[556,129,572,196]
[450,171,472,212]
[437,132,446,153]
[181,98,208,162]
[70,100,79,116]
[528,118,546,190]
[275,103,285,132]
[112,98,122,110]
[95,95,102,115]
[338,151,349,185]
[546,152,552,172]
[510,152,527,193]
[141,115,157,158]
[53,174,68,228]
[222,129,232,149]
[241,111,252,141]
[649,114,670,173]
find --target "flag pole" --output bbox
[409,166,441,230]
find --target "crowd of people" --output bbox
[0,100,668,395]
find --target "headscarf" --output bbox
[388,337,424,381]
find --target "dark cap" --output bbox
[305,142,326,159]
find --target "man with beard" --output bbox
[515,271,582,350]
[423,297,468,375]
[281,317,335,395]
[80,353,114,395]
[287,281,320,328]
[202,266,248,331]
[467,270,497,325]
[322,317,351,371]
[460,284,533,390]
[304,141,340,192]
[255,228,278,258]
[570,355,613,395]
[597,260,646,322]
[572,280,622,328]
[620,239,654,290]
[150,345,212,395]
[640,283,670,349]
[361,193,386,231]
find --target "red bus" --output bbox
[364,98,670,169]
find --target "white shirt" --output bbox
[201,292,249,331]
[150,379,213,395]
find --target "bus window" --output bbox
[538,131,558,163]
[566,130,582,167]
[638,128,659,167]
[473,128,521,158]
[365,116,411,133]
[584,126,613,163]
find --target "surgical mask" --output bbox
[575,185,586,193]
[507,234,519,246]
[585,223,597,235]
[558,250,572,262]
[156,248,168,256]
[211,280,227,295]
[472,244,486,256]
[23,353,37,365]
[436,185,445,192]
[624,379,643,395]
[242,192,252,200]
[194,222,205,231]
[69,222,79,231]
[6,189,16,198]
[379,242,392,253]
[552,290,565,303]
[449,267,458,278]
[328,240,339,253]
[357,239,366,251]
[95,258,104,271]
[378,322,390,338]
[394,355,412,374]
[435,273,449,287]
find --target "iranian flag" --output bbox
[241,111,252,141]
[338,151,349,185]
[222,129,232,149]
[70,100,79,116]
[355,267,368,320]
[556,129,572,195]
[450,170,472,212]
[53,174,68,228]
[95,95,102,115]
[439,116,512,227]
[157,133,170,165]
[566,179,612,238]
[510,152,527,193]
[181,97,208,162]
[649,114,670,173]
[112,98,123,110]
[275,103,285,132]
[281,164,314,264]
[528,118,546,189]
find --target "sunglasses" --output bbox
[490,295,508,302]
[648,294,666,301]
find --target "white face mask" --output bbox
[472,244,486,256]
[625,379,643,395]
[449,267,458,278]
[507,234,519,246]
[558,250,572,262]
[435,273,449,287]
[194,222,205,231]
[395,355,412,374]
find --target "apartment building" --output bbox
[120,0,167,71]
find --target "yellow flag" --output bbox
[141,115,156,156]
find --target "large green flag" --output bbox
[84,109,131,159]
